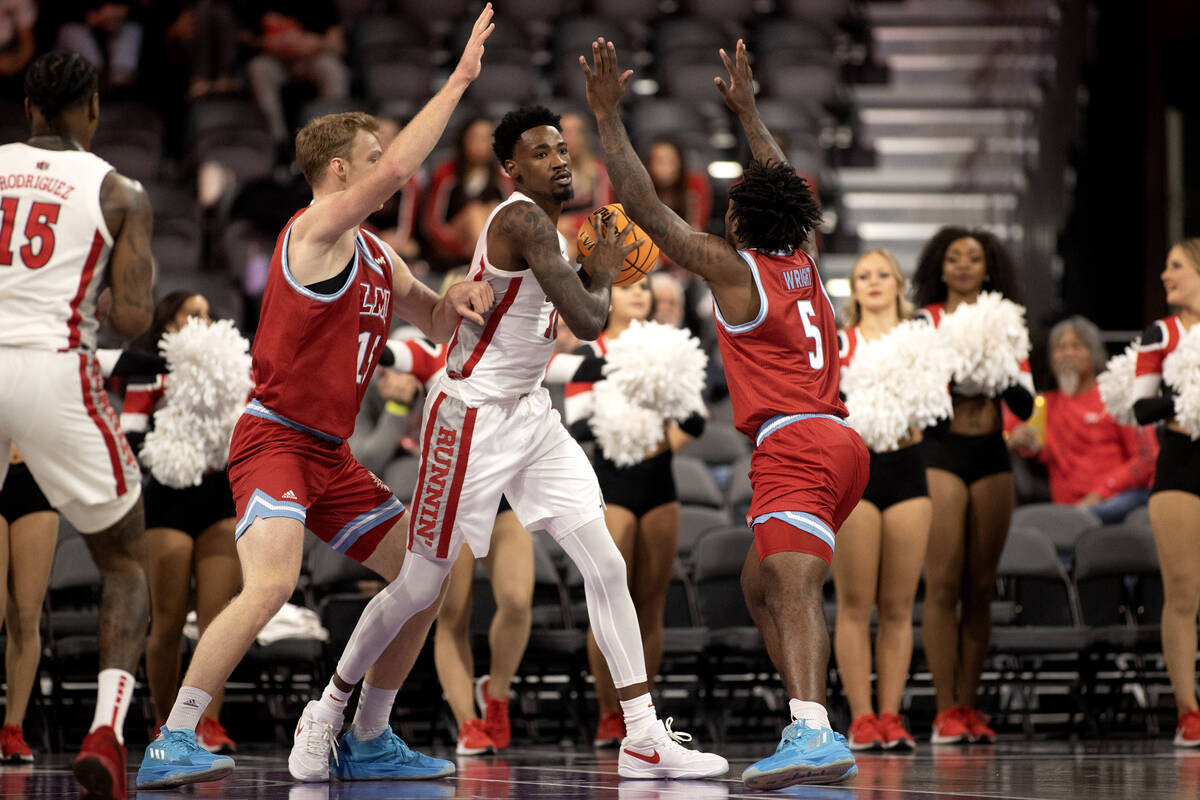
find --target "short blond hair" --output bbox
[1176,237,1200,275]
[843,249,914,327]
[295,112,380,187]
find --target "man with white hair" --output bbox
[1007,315,1158,523]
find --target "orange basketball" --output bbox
[576,204,659,287]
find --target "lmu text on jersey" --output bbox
[360,284,390,321]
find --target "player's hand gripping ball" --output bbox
[577,204,659,287]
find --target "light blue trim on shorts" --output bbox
[327,496,405,554]
[752,510,836,553]
[755,412,849,448]
[243,399,343,444]
[235,488,307,539]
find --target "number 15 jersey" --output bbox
[714,248,846,444]
[0,143,115,353]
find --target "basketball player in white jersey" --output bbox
[298,106,729,779]
[0,51,154,800]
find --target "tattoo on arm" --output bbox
[739,110,787,166]
[594,114,743,285]
[497,203,610,339]
[101,174,155,338]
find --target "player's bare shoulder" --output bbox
[487,198,558,268]
[99,169,151,237]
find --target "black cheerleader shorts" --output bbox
[0,462,54,523]
[594,449,678,517]
[922,430,1011,486]
[1152,429,1200,497]
[861,444,929,511]
[144,470,237,538]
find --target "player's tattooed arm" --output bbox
[582,39,748,290]
[716,40,787,166]
[100,171,155,339]
[496,202,622,341]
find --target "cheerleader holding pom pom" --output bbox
[910,228,1034,745]
[1130,238,1200,747]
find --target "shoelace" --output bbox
[660,717,694,748]
[302,718,338,765]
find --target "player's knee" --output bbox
[586,548,628,591]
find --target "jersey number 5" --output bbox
[0,197,61,269]
[796,300,825,370]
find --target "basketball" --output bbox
[576,204,659,287]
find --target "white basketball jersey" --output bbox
[0,143,115,352]
[444,192,569,405]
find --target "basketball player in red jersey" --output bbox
[0,51,154,800]
[584,39,867,789]
[136,6,496,790]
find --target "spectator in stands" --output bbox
[912,227,1035,745]
[651,273,685,328]
[562,275,705,746]
[421,117,510,269]
[644,135,711,236]
[557,111,614,260]
[834,250,930,751]
[0,0,35,100]
[56,2,144,89]
[163,1,240,99]
[363,117,425,273]
[123,291,241,754]
[239,2,349,161]
[1006,316,1157,524]
[1132,238,1200,747]
[0,445,57,763]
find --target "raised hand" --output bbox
[581,211,644,283]
[580,38,633,118]
[714,39,757,115]
[451,3,495,85]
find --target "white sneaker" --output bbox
[618,718,729,780]
[288,701,340,782]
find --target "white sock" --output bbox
[790,699,831,730]
[620,693,658,741]
[164,685,212,734]
[90,669,135,744]
[352,682,398,741]
[315,679,352,724]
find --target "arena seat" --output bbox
[677,505,735,562]
[752,18,838,55]
[680,421,750,468]
[671,455,724,509]
[627,98,712,158]
[1011,502,1101,559]
[758,52,840,107]
[92,127,162,183]
[1123,504,1151,530]
[154,272,244,325]
[298,97,374,126]
[383,456,421,507]
[684,0,756,23]
[193,128,276,188]
[652,18,727,62]
[151,216,203,274]
[362,54,436,103]
[726,452,753,521]
[465,57,540,107]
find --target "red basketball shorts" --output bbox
[747,416,869,564]
[227,412,403,563]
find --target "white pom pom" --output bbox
[140,318,252,487]
[842,320,954,451]
[589,379,666,467]
[602,320,708,419]
[937,291,1031,396]
[1163,325,1200,439]
[1097,340,1140,426]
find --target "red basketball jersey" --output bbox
[249,208,394,441]
[714,248,846,443]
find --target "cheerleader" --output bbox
[834,251,931,751]
[911,228,1034,744]
[1132,238,1200,747]
[124,291,240,753]
[562,275,706,745]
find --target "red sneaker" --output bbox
[877,713,916,751]
[847,713,881,750]
[475,676,512,749]
[593,711,626,748]
[963,708,996,744]
[1175,710,1200,747]
[456,718,495,756]
[931,706,971,745]
[73,725,127,800]
[196,716,237,754]
[1,724,34,762]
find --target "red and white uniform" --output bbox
[226,208,403,562]
[1134,314,1185,403]
[714,248,868,564]
[408,192,605,561]
[0,143,141,532]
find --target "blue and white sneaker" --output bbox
[741,721,857,790]
[136,725,235,789]
[332,728,455,781]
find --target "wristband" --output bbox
[385,401,410,417]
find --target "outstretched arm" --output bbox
[715,39,786,166]
[386,240,493,343]
[581,39,745,289]
[295,5,494,246]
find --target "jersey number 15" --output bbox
[0,197,61,269]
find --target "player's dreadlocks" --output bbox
[24,51,98,122]
[493,105,561,163]
[911,226,1021,307]
[727,159,822,254]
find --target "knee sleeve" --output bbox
[558,518,647,689]
[336,553,450,685]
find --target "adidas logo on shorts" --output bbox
[282,490,298,500]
